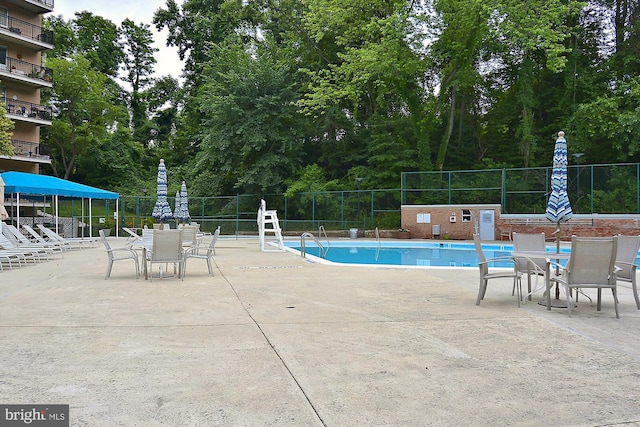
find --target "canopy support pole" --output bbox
[89,198,93,238]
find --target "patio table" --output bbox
[512,251,571,309]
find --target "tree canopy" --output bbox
[37,0,640,197]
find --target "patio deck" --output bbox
[1,236,639,426]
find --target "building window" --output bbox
[0,8,7,29]
[462,209,472,222]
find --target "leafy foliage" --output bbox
[28,0,640,216]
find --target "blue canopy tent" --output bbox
[0,171,120,238]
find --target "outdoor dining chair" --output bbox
[614,234,640,309]
[145,229,184,280]
[180,225,198,248]
[512,232,547,300]
[183,226,220,276]
[551,236,619,318]
[99,229,139,279]
[474,234,523,307]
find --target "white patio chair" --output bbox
[183,226,220,276]
[614,234,640,309]
[145,230,184,280]
[99,229,139,279]
[512,232,547,299]
[551,236,619,318]
[180,225,198,248]
[474,234,523,307]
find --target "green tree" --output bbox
[296,0,430,183]
[194,39,304,195]
[487,0,580,167]
[74,12,124,77]
[120,18,159,145]
[0,105,15,156]
[43,56,128,180]
[429,0,489,171]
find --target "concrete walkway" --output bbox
[1,237,639,426]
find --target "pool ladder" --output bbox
[300,232,326,258]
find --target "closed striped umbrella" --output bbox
[546,131,573,226]
[177,181,191,224]
[151,159,174,223]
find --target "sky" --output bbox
[51,0,183,80]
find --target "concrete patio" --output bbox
[1,236,639,426]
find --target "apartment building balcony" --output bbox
[3,0,54,14]
[0,15,54,50]
[0,56,52,87]
[0,139,51,165]
[5,97,52,125]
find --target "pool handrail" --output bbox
[318,225,331,249]
[301,232,325,258]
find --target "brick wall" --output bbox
[402,204,640,240]
[497,217,640,240]
[401,204,502,240]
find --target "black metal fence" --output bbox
[44,163,640,236]
[118,189,403,235]
[402,163,640,215]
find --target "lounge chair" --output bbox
[551,236,619,318]
[183,226,220,276]
[21,224,70,252]
[474,234,523,307]
[512,232,547,300]
[614,235,640,309]
[4,224,64,258]
[99,229,139,279]
[122,227,143,243]
[36,224,98,249]
[0,231,42,265]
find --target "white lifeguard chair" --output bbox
[257,199,284,252]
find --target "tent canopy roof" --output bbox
[1,171,119,200]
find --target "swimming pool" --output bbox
[284,240,565,268]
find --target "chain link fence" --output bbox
[43,163,639,236]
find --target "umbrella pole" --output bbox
[555,225,560,273]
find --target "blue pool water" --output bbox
[285,240,640,267]
[284,241,548,267]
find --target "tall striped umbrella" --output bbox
[545,131,573,226]
[175,181,191,224]
[151,159,173,223]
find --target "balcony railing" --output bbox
[2,15,54,44]
[1,57,52,84]
[32,0,55,8]
[10,139,50,160]
[4,97,52,121]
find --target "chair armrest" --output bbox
[615,261,637,271]
[184,243,209,256]
[110,246,138,256]
[478,256,518,266]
